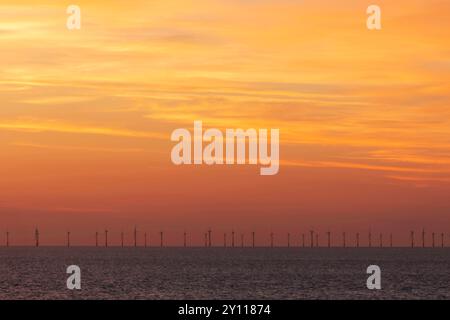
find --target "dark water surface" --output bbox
[0,247,449,299]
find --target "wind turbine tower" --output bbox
[232,230,235,248]
[327,231,331,248]
[208,229,212,247]
[343,232,346,248]
[422,228,426,248]
[252,231,255,248]
[35,228,39,247]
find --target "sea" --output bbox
[0,247,449,300]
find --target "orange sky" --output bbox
[1,0,449,246]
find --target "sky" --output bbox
[0,0,449,246]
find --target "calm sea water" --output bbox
[0,247,449,300]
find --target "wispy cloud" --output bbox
[11,142,145,153]
[282,159,450,174]
[0,120,166,139]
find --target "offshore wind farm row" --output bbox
[2,228,450,248]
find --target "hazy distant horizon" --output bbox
[2,229,448,247]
